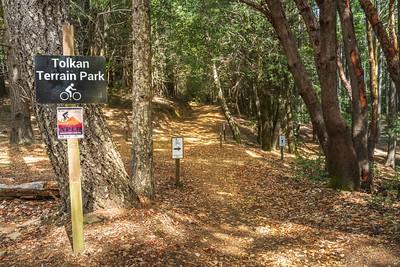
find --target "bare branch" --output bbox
[97,9,131,16]
[336,56,352,101]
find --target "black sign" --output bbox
[34,55,107,104]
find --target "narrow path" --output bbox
[151,104,400,266]
[1,104,399,266]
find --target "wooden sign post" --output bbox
[63,23,85,254]
[222,122,226,141]
[175,158,181,186]
[35,21,107,254]
[219,129,223,148]
[279,135,286,161]
[172,137,184,186]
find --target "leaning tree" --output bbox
[240,0,360,189]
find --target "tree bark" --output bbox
[389,0,398,52]
[258,86,282,151]
[131,0,154,201]
[316,0,359,190]
[3,21,34,145]
[0,72,6,98]
[385,0,398,169]
[366,18,379,191]
[337,0,369,186]
[386,81,397,168]
[2,0,136,212]
[241,0,360,189]
[360,0,400,92]
[259,0,328,153]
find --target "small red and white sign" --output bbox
[57,107,84,139]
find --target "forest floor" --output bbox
[1,99,400,266]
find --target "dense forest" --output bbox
[0,0,400,266]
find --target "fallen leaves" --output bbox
[0,104,399,266]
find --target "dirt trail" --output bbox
[1,104,399,266]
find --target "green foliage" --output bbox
[368,194,398,208]
[294,155,328,183]
[387,115,400,136]
[329,176,355,191]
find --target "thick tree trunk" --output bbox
[2,0,136,212]
[9,89,33,145]
[337,0,369,185]
[4,22,34,145]
[317,0,359,190]
[212,63,241,143]
[131,0,154,201]
[247,0,358,189]
[291,0,359,189]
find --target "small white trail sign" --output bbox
[172,137,184,159]
[279,135,286,147]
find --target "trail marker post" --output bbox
[63,24,85,255]
[222,122,226,141]
[172,137,184,186]
[279,135,286,161]
[34,23,107,254]
[219,128,223,148]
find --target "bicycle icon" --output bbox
[60,83,82,101]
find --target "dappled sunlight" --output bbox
[0,144,11,165]
[1,101,399,266]
[154,213,187,239]
[216,191,234,197]
[221,159,246,165]
[245,149,262,158]
[22,155,48,164]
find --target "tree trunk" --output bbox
[241,0,360,189]
[389,0,398,52]
[385,0,398,169]
[366,18,379,191]
[212,62,241,143]
[360,0,400,92]
[286,85,296,153]
[4,21,34,145]
[317,0,359,190]
[386,81,397,168]
[0,72,6,98]
[2,0,136,212]
[260,0,328,152]
[131,0,154,201]
[337,0,369,185]
[258,87,282,151]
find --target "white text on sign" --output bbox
[36,71,105,81]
